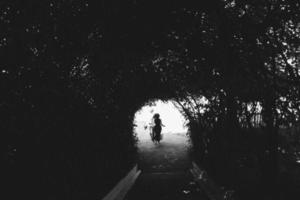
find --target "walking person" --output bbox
[151,113,164,144]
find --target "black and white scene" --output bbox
[1,1,300,200]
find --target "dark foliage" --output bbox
[1,1,299,200]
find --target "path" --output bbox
[125,131,209,200]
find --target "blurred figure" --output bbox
[150,113,164,144]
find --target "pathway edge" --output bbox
[102,164,141,200]
[190,162,225,200]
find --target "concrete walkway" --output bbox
[125,132,209,200]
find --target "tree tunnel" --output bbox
[2,1,300,200]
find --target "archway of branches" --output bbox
[2,1,300,200]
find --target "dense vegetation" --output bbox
[1,1,299,200]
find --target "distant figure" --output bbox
[150,113,164,144]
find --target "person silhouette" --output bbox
[151,113,164,144]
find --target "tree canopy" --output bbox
[1,1,299,199]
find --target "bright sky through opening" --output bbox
[134,100,188,141]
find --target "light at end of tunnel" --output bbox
[134,100,188,135]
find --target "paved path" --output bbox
[125,132,209,200]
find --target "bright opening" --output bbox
[133,100,188,143]
[133,100,191,172]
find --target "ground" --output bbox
[125,131,209,200]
